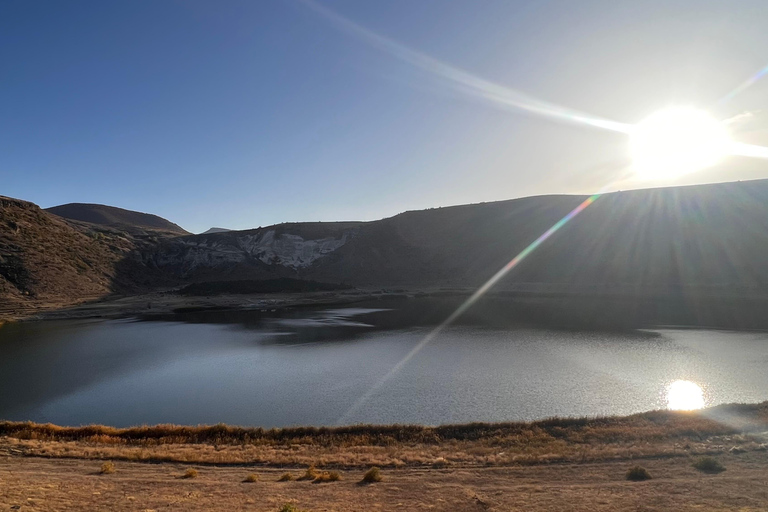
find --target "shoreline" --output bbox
[3,289,449,323]
[7,288,768,334]
[2,402,767,468]
[2,402,768,511]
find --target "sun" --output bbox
[630,107,732,180]
[666,380,706,411]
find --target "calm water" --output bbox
[1,297,767,427]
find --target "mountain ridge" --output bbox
[46,203,189,235]
[5,178,768,324]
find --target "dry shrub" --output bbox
[361,466,383,483]
[278,472,295,482]
[625,466,651,481]
[431,457,447,468]
[2,402,767,470]
[692,456,726,474]
[99,461,115,474]
[313,471,341,483]
[243,473,258,483]
[180,468,198,479]
[2,402,766,448]
[278,504,307,512]
[298,465,318,481]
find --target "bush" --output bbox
[625,466,651,481]
[243,473,259,483]
[278,504,307,512]
[692,457,726,474]
[361,466,383,483]
[99,461,115,474]
[181,468,198,479]
[298,465,318,481]
[278,472,295,482]
[313,471,341,483]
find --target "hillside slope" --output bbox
[6,179,768,323]
[46,203,188,235]
[0,197,180,319]
[0,197,120,316]
[141,179,768,295]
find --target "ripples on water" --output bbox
[0,297,766,427]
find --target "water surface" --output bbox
[1,298,766,427]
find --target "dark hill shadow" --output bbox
[112,178,768,331]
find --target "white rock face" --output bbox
[155,229,354,272]
[238,230,351,268]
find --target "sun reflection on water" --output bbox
[666,380,706,411]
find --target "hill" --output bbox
[200,227,231,234]
[135,179,768,328]
[0,197,122,317]
[0,197,181,319]
[142,179,768,292]
[46,203,188,235]
[6,178,768,327]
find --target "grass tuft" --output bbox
[692,456,726,474]
[361,466,383,483]
[313,470,341,483]
[297,465,319,481]
[99,461,115,474]
[278,504,308,512]
[243,473,259,483]
[180,468,198,479]
[625,465,651,481]
[278,472,295,482]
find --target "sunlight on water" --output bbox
[666,380,706,411]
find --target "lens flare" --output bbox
[666,380,705,411]
[301,0,768,174]
[718,62,768,104]
[630,108,732,180]
[299,0,632,134]
[336,194,601,425]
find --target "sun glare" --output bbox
[666,380,705,411]
[630,107,732,180]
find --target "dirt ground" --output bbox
[2,451,767,511]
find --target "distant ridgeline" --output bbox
[46,203,189,235]
[4,179,768,328]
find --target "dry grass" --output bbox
[4,401,765,446]
[625,465,651,481]
[180,468,199,479]
[1,402,766,469]
[278,472,295,481]
[297,465,319,481]
[692,456,726,474]
[361,466,383,483]
[99,461,115,474]
[242,473,258,483]
[3,452,768,511]
[277,504,309,512]
[313,470,341,483]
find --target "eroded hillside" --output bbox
[0,197,179,319]
[5,179,768,324]
[142,179,768,294]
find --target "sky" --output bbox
[3,0,768,233]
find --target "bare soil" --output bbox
[2,451,767,511]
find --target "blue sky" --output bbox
[3,0,768,233]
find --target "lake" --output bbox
[1,297,767,427]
